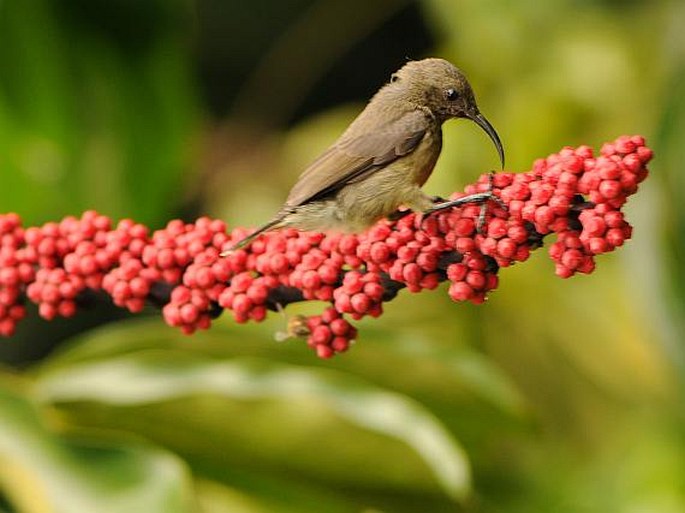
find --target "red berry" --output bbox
[316,345,334,359]
[466,271,486,290]
[369,242,391,263]
[311,325,332,345]
[561,249,584,269]
[598,180,621,199]
[330,318,350,336]
[448,282,473,302]
[606,228,626,247]
[350,293,371,314]
[400,263,421,285]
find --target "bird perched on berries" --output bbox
[224,57,504,253]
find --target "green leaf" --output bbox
[0,377,193,513]
[192,477,355,513]
[0,0,199,225]
[35,352,471,503]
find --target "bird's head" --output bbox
[390,58,505,168]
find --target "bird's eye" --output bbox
[390,73,400,83]
[444,88,459,101]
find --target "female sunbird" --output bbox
[225,58,504,252]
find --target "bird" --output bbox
[223,57,504,254]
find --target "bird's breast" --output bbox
[403,127,442,187]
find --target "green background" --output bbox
[1,1,684,511]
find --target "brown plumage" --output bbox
[224,58,504,253]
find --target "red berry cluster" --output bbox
[358,218,443,293]
[102,259,155,312]
[446,255,499,305]
[218,272,276,324]
[162,285,213,334]
[22,212,114,321]
[0,136,652,357]
[523,135,649,277]
[0,214,30,335]
[434,197,529,303]
[142,217,229,285]
[98,220,152,312]
[156,219,235,330]
[26,268,83,320]
[333,270,384,319]
[287,233,342,301]
[306,307,358,359]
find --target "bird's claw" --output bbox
[423,191,502,216]
[423,172,506,234]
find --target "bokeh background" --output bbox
[1,1,684,512]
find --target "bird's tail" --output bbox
[220,217,283,256]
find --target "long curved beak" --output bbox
[468,111,505,169]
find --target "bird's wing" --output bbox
[284,109,430,208]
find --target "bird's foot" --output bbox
[388,197,449,229]
[422,192,496,214]
[423,172,506,233]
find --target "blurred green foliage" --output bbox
[0,0,198,227]
[1,0,685,512]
